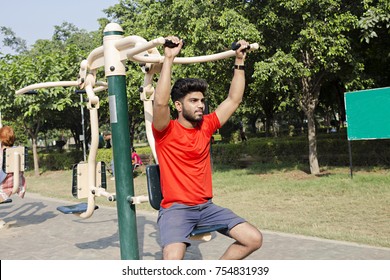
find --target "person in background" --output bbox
[103,131,112,149]
[98,133,105,148]
[0,126,27,203]
[131,147,143,168]
[103,131,114,179]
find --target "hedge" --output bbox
[211,133,390,167]
[35,133,390,171]
[38,150,83,171]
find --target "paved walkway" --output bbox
[1,193,390,260]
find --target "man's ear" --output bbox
[174,100,182,112]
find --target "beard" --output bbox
[182,105,203,123]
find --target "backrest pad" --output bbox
[146,164,163,210]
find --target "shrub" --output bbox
[37,132,390,171]
[212,133,390,167]
[40,150,83,171]
[95,146,153,165]
[96,148,113,165]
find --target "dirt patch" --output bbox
[280,170,316,180]
[255,169,314,180]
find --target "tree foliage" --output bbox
[0,0,388,174]
[0,26,27,54]
[0,24,101,175]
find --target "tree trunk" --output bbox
[265,117,272,137]
[31,137,40,176]
[307,110,320,174]
[296,55,323,174]
[24,121,41,176]
[247,115,258,134]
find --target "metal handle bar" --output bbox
[231,42,251,51]
[15,81,79,95]
[15,81,107,96]
[87,35,258,70]
[16,37,258,95]
[87,36,166,70]
[130,43,259,65]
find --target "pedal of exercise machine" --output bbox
[57,203,98,214]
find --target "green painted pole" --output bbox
[104,24,139,260]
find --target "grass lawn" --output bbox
[24,164,390,248]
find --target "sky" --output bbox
[0,0,120,53]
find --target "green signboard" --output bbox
[345,87,390,140]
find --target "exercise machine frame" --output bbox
[16,23,259,259]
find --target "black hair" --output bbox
[171,78,208,102]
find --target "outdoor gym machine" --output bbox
[0,146,28,204]
[0,146,28,230]
[16,23,259,259]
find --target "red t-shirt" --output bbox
[152,112,221,208]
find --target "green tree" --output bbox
[105,0,261,142]
[0,30,93,175]
[0,26,27,54]
[359,0,390,44]
[358,0,390,87]
[1,52,74,175]
[251,51,299,136]
[253,0,365,174]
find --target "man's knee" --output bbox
[163,243,187,260]
[244,226,263,251]
[231,223,263,250]
[251,229,263,251]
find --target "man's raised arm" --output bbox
[215,40,248,127]
[153,37,183,131]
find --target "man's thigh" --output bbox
[158,204,198,247]
[199,202,246,235]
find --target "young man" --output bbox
[152,37,262,260]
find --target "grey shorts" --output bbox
[157,200,246,247]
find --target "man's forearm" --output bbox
[228,57,246,104]
[155,57,174,107]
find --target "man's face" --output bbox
[176,91,205,123]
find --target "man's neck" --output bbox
[177,116,199,129]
